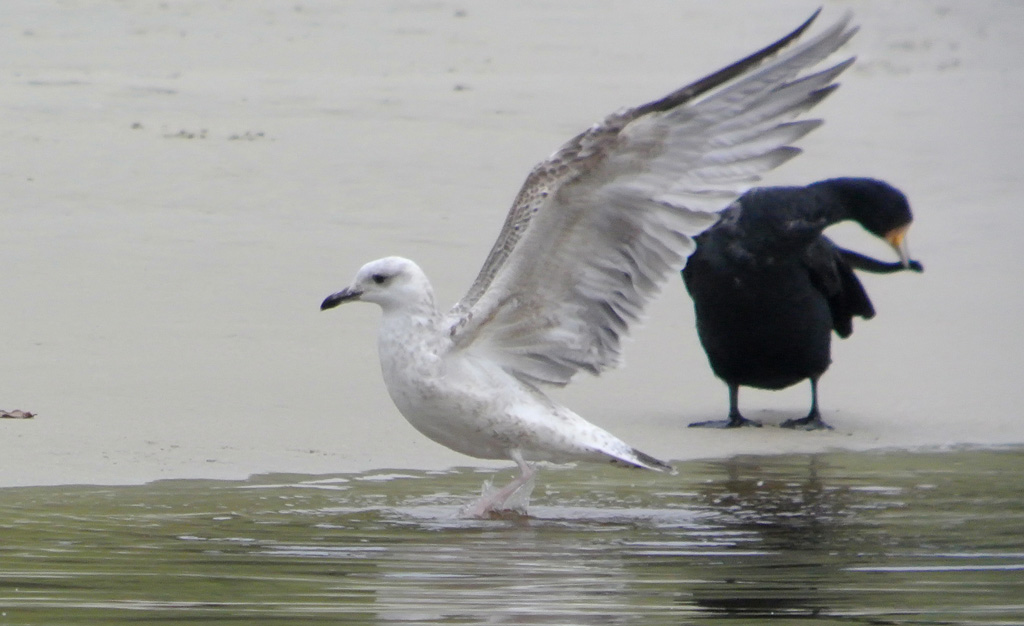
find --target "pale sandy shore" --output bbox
[1,1,1022,487]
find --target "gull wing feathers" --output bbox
[446,12,857,387]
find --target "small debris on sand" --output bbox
[1,409,35,419]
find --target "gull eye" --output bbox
[371,273,388,285]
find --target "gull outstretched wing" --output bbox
[446,11,857,387]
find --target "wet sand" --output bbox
[1,1,1021,487]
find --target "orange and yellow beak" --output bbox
[884,224,912,268]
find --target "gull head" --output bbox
[320,256,436,314]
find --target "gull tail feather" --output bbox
[608,448,674,473]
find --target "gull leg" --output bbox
[460,451,536,519]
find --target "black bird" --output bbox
[681,177,923,430]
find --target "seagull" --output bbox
[682,178,922,430]
[321,11,858,517]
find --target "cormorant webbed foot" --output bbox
[780,411,834,431]
[689,414,763,429]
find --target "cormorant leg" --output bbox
[781,377,834,430]
[689,384,763,428]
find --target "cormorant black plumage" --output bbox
[682,177,922,430]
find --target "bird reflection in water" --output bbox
[683,455,859,618]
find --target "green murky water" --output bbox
[1,448,1022,625]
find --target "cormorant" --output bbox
[682,177,923,430]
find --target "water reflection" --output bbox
[364,520,640,624]
[0,449,1022,624]
[680,455,859,619]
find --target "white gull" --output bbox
[321,11,857,517]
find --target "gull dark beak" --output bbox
[320,287,363,310]
[884,225,912,269]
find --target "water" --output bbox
[1,448,1022,625]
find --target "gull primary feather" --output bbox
[321,10,858,517]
